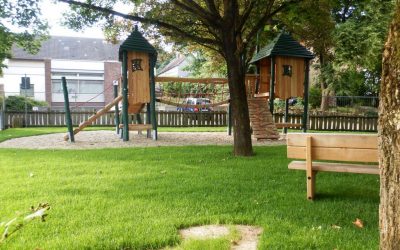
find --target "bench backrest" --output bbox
[287,133,378,163]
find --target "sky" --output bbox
[41,0,105,38]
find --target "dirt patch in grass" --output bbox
[179,225,263,250]
[0,131,285,149]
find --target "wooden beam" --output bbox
[155,74,259,84]
[287,146,378,163]
[253,92,269,98]
[157,99,229,108]
[275,123,302,129]
[306,136,315,200]
[269,56,276,113]
[119,124,152,131]
[287,133,378,149]
[288,161,379,175]
[155,76,228,84]
[64,95,123,141]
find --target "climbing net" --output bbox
[155,77,231,110]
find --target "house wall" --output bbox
[259,58,271,94]
[51,59,105,106]
[104,61,121,104]
[275,56,305,99]
[0,59,46,101]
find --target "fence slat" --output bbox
[2,111,378,131]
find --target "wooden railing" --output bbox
[3,111,378,131]
[3,111,228,128]
[155,74,259,99]
[273,114,378,132]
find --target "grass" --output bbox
[0,127,227,142]
[0,145,379,249]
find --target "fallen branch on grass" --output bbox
[0,203,50,244]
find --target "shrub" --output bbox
[309,86,322,108]
[5,96,48,112]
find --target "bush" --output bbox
[309,86,322,108]
[5,96,48,112]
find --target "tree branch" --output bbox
[245,0,303,46]
[182,0,222,26]
[237,0,255,33]
[58,0,218,46]
[205,0,221,19]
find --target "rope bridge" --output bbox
[154,75,258,109]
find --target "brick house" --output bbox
[0,36,122,110]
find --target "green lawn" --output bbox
[0,145,379,249]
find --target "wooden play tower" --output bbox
[249,32,314,139]
[63,27,158,142]
[119,26,158,141]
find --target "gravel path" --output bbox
[0,131,285,150]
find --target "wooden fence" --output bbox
[273,114,378,132]
[2,111,378,132]
[3,111,227,128]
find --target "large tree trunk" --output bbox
[221,30,253,156]
[225,51,253,156]
[379,3,400,249]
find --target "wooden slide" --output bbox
[248,98,280,140]
[64,95,123,141]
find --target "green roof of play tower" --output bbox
[250,33,314,63]
[119,26,157,62]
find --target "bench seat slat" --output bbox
[287,146,378,163]
[288,161,379,175]
[287,133,378,149]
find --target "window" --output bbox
[51,72,104,94]
[51,71,104,103]
[79,80,103,94]
[283,65,292,77]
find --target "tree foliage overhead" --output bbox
[0,0,48,75]
[280,0,394,98]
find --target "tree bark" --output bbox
[222,25,253,156]
[319,54,330,111]
[224,50,253,156]
[379,3,400,249]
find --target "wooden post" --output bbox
[61,77,74,142]
[136,113,142,135]
[303,59,310,132]
[269,56,276,114]
[149,58,158,140]
[228,100,232,135]
[122,51,129,141]
[284,98,289,134]
[306,136,315,200]
[146,103,151,138]
[113,82,120,135]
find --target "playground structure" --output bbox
[62,31,313,142]
[63,26,158,142]
[249,32,314,139]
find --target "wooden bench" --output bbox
[287,133,379,200]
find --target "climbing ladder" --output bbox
[248,98,280,140]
